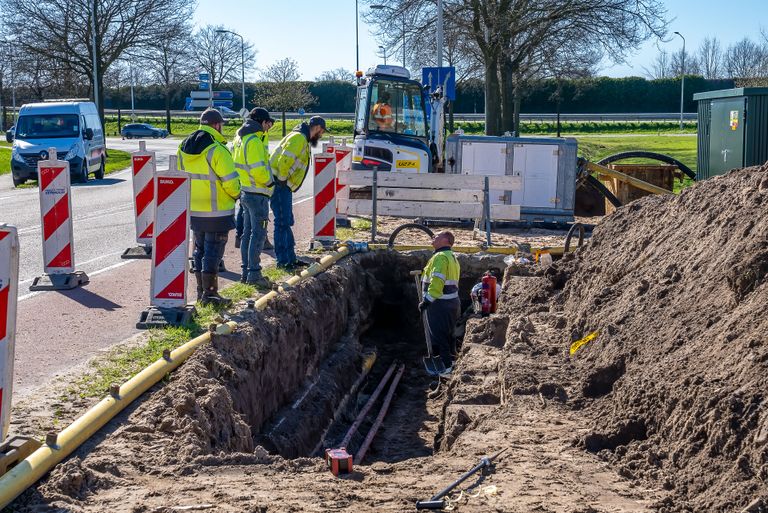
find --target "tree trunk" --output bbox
[501,59,515,134]
[484,55,501,136]
[165,89,172,134]
[281,110,286,137]
[513,86,521,136]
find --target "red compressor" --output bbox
[481,272,497,316]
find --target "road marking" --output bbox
[17,259,135,302]
[17,205,133,235]
[293,196,312,206]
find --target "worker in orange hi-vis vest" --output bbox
[371,91,394,130]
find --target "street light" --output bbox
[371,4,407,68]
[216,29,246,114]
[91,0,99,115]
[674,31,685,130]
[378,45,387,65]
[355,0,360,74]
[437,0,443,68]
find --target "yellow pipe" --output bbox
[586,161,673,196]
[369,244,565,257]
[0,245,354,509]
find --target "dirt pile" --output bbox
[488,164,768,511]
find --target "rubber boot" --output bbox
[246,275,272,290]
[235,235,241,249]
[201,272,232,308]
[194,271,203,302]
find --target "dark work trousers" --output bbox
[425,298,461,368]
[270,183,296,267]
[192,231,228,273]
[235,201,244,239]
[240,193,269,281]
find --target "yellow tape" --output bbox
[569,331,599,356]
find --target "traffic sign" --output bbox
[198,82,209,90]
[422,67,456,100]
[199,73,210,82]
[298,108,305,116]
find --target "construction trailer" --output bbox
[694,87,768,179]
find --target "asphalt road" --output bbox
[2,136,317,398]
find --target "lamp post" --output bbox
[371,4,407,68]
[355,0,360,73]
[379,45,387,65]
[91,0,99,115]
[437,0,443,68]
[674,31,685,130]
[216,29,246,113]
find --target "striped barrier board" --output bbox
[0,224,19,441]
[29,148,88,291]
[334,141,353,227]
[122,141,156,259]
[312,152,337,248]
[137,156,195,329]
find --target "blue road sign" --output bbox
[298,108,305,116]
[198,82,209,90]
[422,66,456,101]
[199,73,210,81]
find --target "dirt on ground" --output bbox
[8,165,768,512]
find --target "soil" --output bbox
[10,165,768,512]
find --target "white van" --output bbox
[9,101,106,187]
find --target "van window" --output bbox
[16,114,80,139]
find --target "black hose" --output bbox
[388,223,435,249]
[597,151,696,180]
[564,223,585,253]
[585,174,622,208]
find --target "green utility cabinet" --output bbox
[694,88,768,179]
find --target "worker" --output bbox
[232,107,275,288]
[371,91,394,130]
[269,115,327,270]
[419,230,461,375]
[177,108,241,307]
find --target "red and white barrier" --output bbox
[122,141,156,259]
[137,156,193,328]
[0,224,19,441]
[312,152,337,248]
[334,140,353,226]
[29,148,88,291]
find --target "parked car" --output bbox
[10,101,106,187]
[121,123,169,139]
[5,125,15,143]
[214,106,241,119]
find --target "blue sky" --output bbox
[194,0,767,80]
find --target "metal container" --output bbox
[444,135,577,223]
[694,87,768,179]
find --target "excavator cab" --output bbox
[352,65,432,173]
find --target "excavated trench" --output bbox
[191,250,506,465]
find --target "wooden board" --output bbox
[377,187,483,203]
[337,171,522,191]
[338,198,484,219]
[490,204,522,221]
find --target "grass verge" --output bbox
[2,149,132,181]
[337,217,373,241]
[65,266,286,401]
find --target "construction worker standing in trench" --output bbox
[232,107,275,288]
[269,115,327,270]
[177,108,241,306]
[419,230,461,374]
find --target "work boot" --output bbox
[246,275,273,290]
[201,272,232,308]
[218,259,227,272]
[194,271,203,302]
[235,235,242,249]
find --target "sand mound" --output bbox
[495,164,768,512]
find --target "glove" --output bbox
[418,299,432,313]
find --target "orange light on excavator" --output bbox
[355,70,364,78]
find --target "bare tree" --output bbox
[316,68,356,82]
[192,25,256,89]
[698,37,723,79]
[724,37,768,79]
[643,48,671,79]
[254,58,316,137]
[139,23,194,133]
[670,48,700,77]
[3,0,195,121]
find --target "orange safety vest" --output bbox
[372,102,393,128]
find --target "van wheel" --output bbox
[76,163,89,184]
[12,175,25,187]
[94,157,105,180]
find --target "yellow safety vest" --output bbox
[422,248,461,301]
[269,131,310,192]
[177,125,241,217]
[233,131,274,197]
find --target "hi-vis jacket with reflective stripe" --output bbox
[269,126,310,192]
[177,125,241,217]
[422,248,461,301]
[232,121,273,197]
